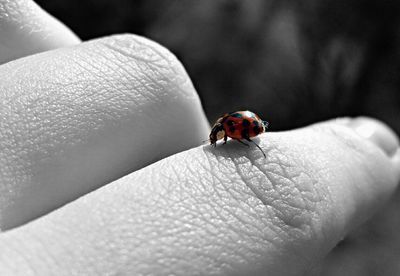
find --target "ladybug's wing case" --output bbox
[223,111,265,140]
[222,115,244,140]
[228,111,245,119]
[237,111,265,137]
[210,110,267,157]
[230,110,257,117]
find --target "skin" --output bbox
[0,1,400,275]
[0,0,80,64]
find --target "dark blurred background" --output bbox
[36,0,400,132]
[35,1,400,275]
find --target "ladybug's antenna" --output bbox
[263,121,270,129]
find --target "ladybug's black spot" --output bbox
[253,126,260,135]
[226,120,234,126]
[253,120,259,127]
[230,113,243,118]
[229,126,236,133]
[242,119,250,127]
[241,129,249,139]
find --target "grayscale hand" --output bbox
[0,1,399,275]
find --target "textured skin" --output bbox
[0,121,398,275]
[0,34,209,230]
[0,0,80,64]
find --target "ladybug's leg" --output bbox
[223,134,228,145]
[244,137,266,158]
[235,139,250,147]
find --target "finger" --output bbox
[1,118,398,275]
[0,0,80,64]
[0,34,209,230]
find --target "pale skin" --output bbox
[0,1,400,275]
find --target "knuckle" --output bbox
[85,34,208,146]
[93,34,197,101]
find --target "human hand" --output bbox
[1,1,400,275]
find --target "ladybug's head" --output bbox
[209,123,225,145]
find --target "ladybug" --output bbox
[209,110,269,158]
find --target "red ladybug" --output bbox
[209,110,269,157]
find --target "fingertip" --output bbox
[344,116,400,182]
[318,116,400,184]
[347,117,400,158]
